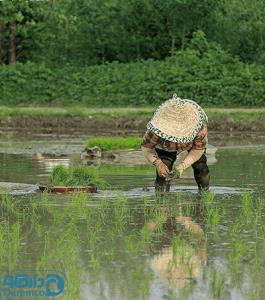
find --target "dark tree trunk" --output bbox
[8,21,16,64]
[0,20,3,64]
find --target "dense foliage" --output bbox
[0,1,264,107]
[1,36,264,107]
[0,0,264,65]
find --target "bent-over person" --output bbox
[141,94,210,192]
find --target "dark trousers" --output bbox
[155,148,210,192]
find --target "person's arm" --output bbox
[176,124,208,175]
[141,130,169,178]
[140,130,158,164]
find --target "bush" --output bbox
[1,46,265,107]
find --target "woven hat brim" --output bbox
[147,96,208,143]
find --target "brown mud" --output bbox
[0,115,264,134]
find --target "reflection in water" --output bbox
[0,191,265,299]
[35,153,70,171]
[148,200,206,290]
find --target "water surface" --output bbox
[0,133,264,300]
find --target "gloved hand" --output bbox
[165,163,184,181]
[154,159,169,178]
[175,164,184,178]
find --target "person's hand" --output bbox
[175,164,184,178]
[154,159,169,178]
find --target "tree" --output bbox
[0,0,45,64]
[210,0,265,62]
[0,19,3,64]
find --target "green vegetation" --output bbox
[0,106,265,121]
[210,269,225,300]
[1,43,265,106]
[0,1,264,66]
[0,106,154,120]
[1,1,265,107]
[0,191,265,298]
[86,137,142,151]
[49,165,107,187]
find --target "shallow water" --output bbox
[0,145,264,190]
[0,134,265,300]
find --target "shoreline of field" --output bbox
[0,107,264,133]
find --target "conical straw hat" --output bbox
[147,94,208,143]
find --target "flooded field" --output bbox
[0,131,264,300]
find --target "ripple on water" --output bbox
[0,182,39,196]
[94,185,249,199]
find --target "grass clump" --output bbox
[50,165,107,187]
[86,136,142,151]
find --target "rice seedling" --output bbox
[201,191,215,207]
[124,232,139,255]
[181,202,195,218]
[40,191,50,205]
[42,231,51,260]
[206,206,225,227]
[104,247,115,263]
[86,136,142,151]
[241,192,253,222]
[8,222,21,267]
[185,225,204,245]
[113,194,128,231]
[52,205,73,228]
[98,198,109,223]
[210,268,225,299]
[171,234,181,266]
[66,260,82,300]
[143,195,149,210]
[171,235,193,267]
[89,253,101,271]
[187,260,194,280]
[87,226,101,247]
[138,270,153,298]
[0,225,7,267]
[139,224,151,245]
[152,210,166,234]
[38,224,81,300]
[27,198,43,237]
[255,196,264,216]
[0,193,17,217]
[230,237,248,273]
[50,164,107,188]
[228,220,242,238]
[252,239,264,268]
[71,192,89,217]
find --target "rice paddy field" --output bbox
[0,129,265,300]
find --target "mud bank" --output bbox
[0,114,265,134]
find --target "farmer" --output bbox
[141,94,210,192]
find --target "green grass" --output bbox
[0,106,154,120]
[86,136,142,151]
[49,165,107,187]
[0,106,264,121]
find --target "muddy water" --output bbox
[0,146,264,190]
[0,133,265,300]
